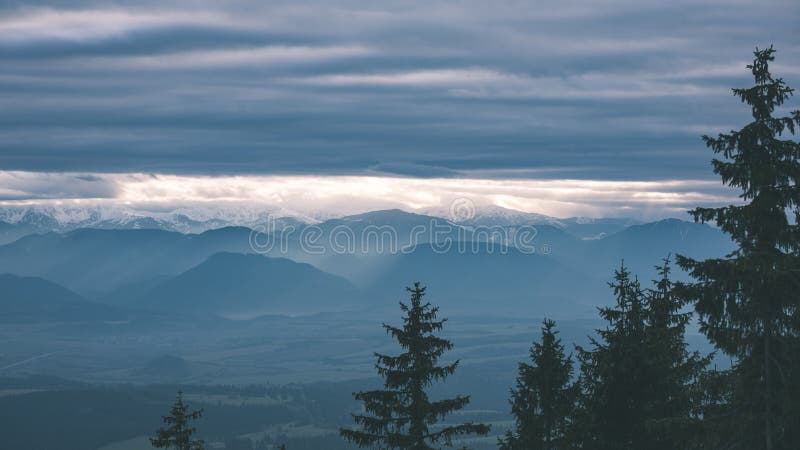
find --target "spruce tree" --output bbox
[499,319,575,450]
[340,282,490,449]
[572,264,650,449]
[676,46,800,449]
[572,261,711,449]
[151,391,205,450]
[644,257,710,449]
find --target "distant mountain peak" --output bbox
[0,204,663,246]
[339,209,444,224]
[137,251,363,317]
[0,204,315,235]
[418,203,564,227]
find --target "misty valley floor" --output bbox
[1,312,602,385]
[0,311,717,449]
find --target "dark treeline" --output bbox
[138,47,799,450]
[499,259,709,449]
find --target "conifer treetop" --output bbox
[150,391,205,450]
[340,282,490,449]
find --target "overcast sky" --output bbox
[0,1,797,218]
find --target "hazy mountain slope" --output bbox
[99,275,173,306]
[0,221,42,245]
[0,227,254,296]
[364,243,602,316]
[135,252,363,316]
[0,214,735,315]
[508,223,580,254]
[265,210,579,283]
[0,274,125,322]
[359,219,734,315]
[252,209,465,282]
[427,204,641,239]
[559,217,642,240]
[314,209,458,249]
[576,219,736,281]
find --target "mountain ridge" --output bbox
[0,204,654,241]
[0,273,126,322]
[134,252,365,317]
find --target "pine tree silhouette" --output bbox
[572,261,712,449]
[151,391,205,450]
[643,257,710,449]
[499,319,576,450]
[676,46,800,449]
[340,282,490,449]
[572,264,650,449]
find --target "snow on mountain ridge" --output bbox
[418,203,566,228]
[0,203,337,234]
[0,204,645,239]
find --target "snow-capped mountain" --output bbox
[418,204,642,239]
[0,205,311,235]
[0,203,644,244]
[456,204,565,227]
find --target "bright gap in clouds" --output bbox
[0,171,737,221]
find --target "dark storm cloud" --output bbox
[0,0,798,179]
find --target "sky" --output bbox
[0,1,798,219]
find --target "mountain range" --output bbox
[0,204,643,244]
[0,205,307,244]
[0,207,735,319]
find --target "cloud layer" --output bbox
[0,1,798,183]
[0,171,739,220]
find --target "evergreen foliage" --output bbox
[498,319,575,450]
[151,391,205,450]
[572,264,651,449]
[340,282,490,449]
[676,46,800,449]
[644,258,711,449]
[572,261,709,449]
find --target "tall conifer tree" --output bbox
[340,282,490,449]
[676,46,800,449]
[644,257,710,449]
[499,319,575,450]
[572,264,650,449]
[572,261,712,449]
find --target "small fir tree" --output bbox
[151,391,205,450]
